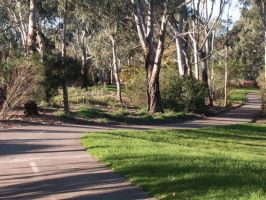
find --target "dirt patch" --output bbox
[0,108,63,129]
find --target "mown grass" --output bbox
[82,124,266,200]
[229,88,260,104]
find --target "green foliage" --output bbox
[39,54,81,103]
[124,65,207,113]
[82,124,266,200]
[181,77,208,112]
[162,76,208,113]
[230,6,264,81]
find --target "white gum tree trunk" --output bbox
[110,35,123,104]
[27,0,38,54]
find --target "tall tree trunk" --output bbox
[263,2,266,87]
[147,67,162,114]
[36,30,46,61]
[193,41,199,80]
[191,0,199,80]
[199,50,213,106]
[62,0,69,114]
[169,15,187,77]
[110,68,113,85]
[80,31,88,90]
[110,35,122,104]
[264,30,266,84]
[81,46,88,89]
[224,45,228,107]
[131,0,168,114]
[27,0,38,54]
[35,0,45,61]
[183,17,192,77]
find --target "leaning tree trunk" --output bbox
[27,0,38,54]
[147,69,163,114]
[145,41,164,114]
[61,0,69,114]
[110,35,122,104]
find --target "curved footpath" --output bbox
[0,93,261,200]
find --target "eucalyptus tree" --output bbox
[254,0,266,82]
[232,6,264,81]
[130,0,181,114]
[186,0,228,105]
[0,0,28,52]
[27,0,38,53]
[61,0,70,114]
[169,4,190,77]
[100,1,131,104]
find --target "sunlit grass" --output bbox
[52,86,119,107]
[82,124,266,200]
[229,88,260,104]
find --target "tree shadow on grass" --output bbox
[103,153,266,200]
[83,125,266,199]
[75,107,197,125]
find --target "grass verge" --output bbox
[57,107,199,125]
[229,88,260,104]
[82,124,266,200]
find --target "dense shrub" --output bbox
[39,54,81,103]
[162,76,207,112]
[209,79,225,105]
[124,64,207,113]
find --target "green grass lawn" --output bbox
[229,88,260,104]
[82,124,266,200]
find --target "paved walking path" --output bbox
[0,93,261,200]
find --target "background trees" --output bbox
[0,0,264,117]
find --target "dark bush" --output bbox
[24,100,38,116]
[39,54,81,103]
[162,76,207,113]
[181,77,208,112]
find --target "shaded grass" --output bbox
[229,88,260,104]
[71,107,197,125]
[82,124,266,200]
